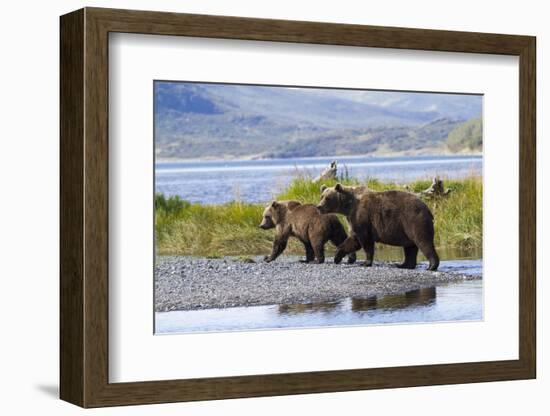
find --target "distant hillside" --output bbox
[154,82,482,159]
[446,118,483,153]
[265,118,466,158]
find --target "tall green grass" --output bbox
[156,195,271,256]
[155,175,482,257]
[278,175,483,250]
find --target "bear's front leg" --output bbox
[334,236,361,264]
[264,235,289,262]
[362,241,374,267]
[354,232,374,266]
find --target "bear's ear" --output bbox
[271,200,279,208]
[335,183,344,193]
[320,184,327,193]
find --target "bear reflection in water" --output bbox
[278,300,341,315]
[351,287,436,311]
[277,287,436,315]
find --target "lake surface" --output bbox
[156,155,482,204]
[155,259,482,335]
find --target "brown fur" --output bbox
[320,183,370,197]
[317,184,439,271]
[259,200,356,264]
[319,184,370,262]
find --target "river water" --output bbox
[156,154,482,204]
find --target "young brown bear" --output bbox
[259,200,356,264]
[317,184,439,271]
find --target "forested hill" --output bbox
[445,118,482,153]
[154,82,482,159]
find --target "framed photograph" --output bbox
[60,7,536,408]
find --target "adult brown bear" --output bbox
[317,184,439,271]
[259,200,356,264]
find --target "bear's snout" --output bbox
[316,205,326,213]
[259,216,275,229]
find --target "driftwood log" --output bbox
[404,177,453,198]
[314,160,338,182]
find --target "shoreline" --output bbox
[156,153,482,164]
[155,255,481,312]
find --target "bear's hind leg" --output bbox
[311,236,326,264]
[300,242,315,263]
[417,241,439,271]
[412,219,440,271]
[398,245,418,269]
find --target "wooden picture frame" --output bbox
[60,7,536,408]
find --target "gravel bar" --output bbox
[155,256,480,312]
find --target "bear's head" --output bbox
[317,183,355,215]
[259,201,286,229]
